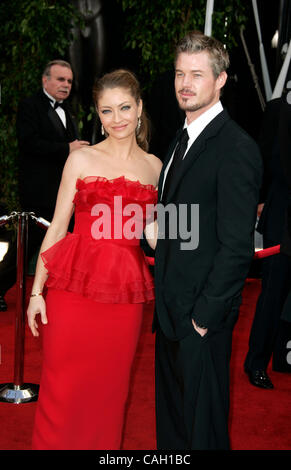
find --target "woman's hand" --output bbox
[27,296,48,337]
[144,219,158,250]
[257,203,264,218]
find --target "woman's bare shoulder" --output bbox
[67,144,106,166]
[145,152,163,173]
[68,146,92,160]
[63,147,95,176]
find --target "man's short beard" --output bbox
[180,102,203,112]
[178,98,204,112]
[179,95,216,113]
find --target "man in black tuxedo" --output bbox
[244,94,291,387]
[154,32,262,450]
[17,59,90,220]
[275,92,291,365]
[0,60,89,310]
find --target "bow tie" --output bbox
[49,99,64,110]
[54,101,65,110]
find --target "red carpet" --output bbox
[0,277,291,450]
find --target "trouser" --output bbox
[244,237,291,371]
[155,324,233,450]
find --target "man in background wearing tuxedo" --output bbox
[244,93,291,387]
[0,60,89,311]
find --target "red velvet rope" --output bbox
[146,244,281,266]
[253,244,281,259]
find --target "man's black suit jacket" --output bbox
[256,98,289,243]
[154,109,263,341]
[278,96,291,256]
[16,90,79,220]
[275,95,291,324]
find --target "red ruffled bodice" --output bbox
[41,176,158,303]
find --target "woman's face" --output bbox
[97,87,142,139]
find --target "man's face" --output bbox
[174,51,227,120]
[42,65,73,101]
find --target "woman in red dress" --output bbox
[27,69,162,450]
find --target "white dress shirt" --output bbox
[43,88,67,128]
[162,101,223,196]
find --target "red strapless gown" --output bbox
[32,176,157,450]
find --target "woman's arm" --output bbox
[27,151,82,336]
[144,156,162,250]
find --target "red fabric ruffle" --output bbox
[42,233,155,304]
[74,176,158,219]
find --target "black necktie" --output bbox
[162,128,189,201]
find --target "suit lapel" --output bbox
[158,128,183,202]
[163,110,230,203]
[47,106,67,138]
[39,91,69,139]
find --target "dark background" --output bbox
[79,0,289,155]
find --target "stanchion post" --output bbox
[13,212,27,386]
[0,212,39,403]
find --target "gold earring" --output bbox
[101,124,105,136]
[136,117,141,133]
